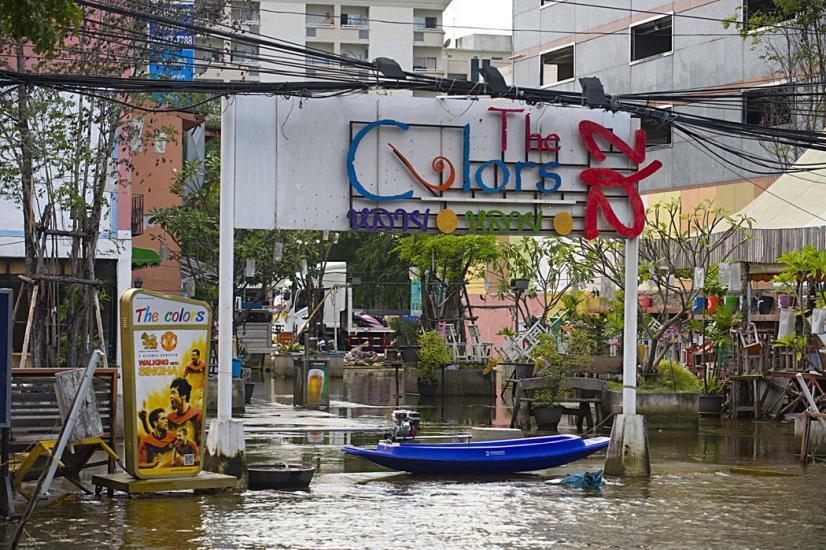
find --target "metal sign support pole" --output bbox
[622,237,639,415]
[218,95,235,422]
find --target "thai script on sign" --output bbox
[346,107,661,239]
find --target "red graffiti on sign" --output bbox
[578,121,661,239]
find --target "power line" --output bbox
[681,131,826,224]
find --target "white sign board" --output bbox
[230,95,660,239]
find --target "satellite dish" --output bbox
[443,38,452,48]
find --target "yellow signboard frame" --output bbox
[120,289,212,479]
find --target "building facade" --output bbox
[511,0,785,213]
[444,33,512,84]
[196,0,453,82]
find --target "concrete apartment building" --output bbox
[196,0,453,82]
[511,0,784,212]
[444,33,513,83]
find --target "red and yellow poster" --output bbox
[120,289,211,479]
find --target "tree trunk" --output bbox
[16,45,46,368]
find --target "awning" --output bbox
[735,144,826,229]
[132,247,161,267]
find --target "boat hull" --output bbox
[342,435,610,475]
[248,464,315,490]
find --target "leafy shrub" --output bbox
[416,331,451,382]
[656,359,702,392]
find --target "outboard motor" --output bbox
[387,409,421,441]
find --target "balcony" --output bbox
[306,4,336,28]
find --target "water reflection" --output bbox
[4,369,825,549]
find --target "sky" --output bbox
[442,0,512,43]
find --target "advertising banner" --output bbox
[120,289,211,479]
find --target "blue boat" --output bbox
[342,434,610,475]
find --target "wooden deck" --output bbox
[92,471,238,495]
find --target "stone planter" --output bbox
[698,394,724,416]
[533,404,564,431]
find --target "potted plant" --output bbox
[531,330,594,431]
[389,317,422,364]
[699,306,741,415]
[703,267,727,315]
[416,330,451,396]
[530,333,568,431]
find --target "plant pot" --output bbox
[532,404,564,431]
[693,297,707,314]
[724,295,739,313]
[757,296,774,314]
[777,293,794,309]
[707,296,719,314]
[399,345,420,364]
[698,394,724,417]
[417,379,438,397]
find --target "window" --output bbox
[231,1,259,23]
[414,31,424,42]
[447,72,467,80]
[631,15,672,62]
[540,45,574,86]
[341,13,366,27]
[743,0,783,29]
[743,88,792,127]
[640,108,672,147]
[413,57,437,71]
[414,16,438,30]
[307,11,334,27]
[231,41,259,64]
[131,195,144,237]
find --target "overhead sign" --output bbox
[120,289,211,479]
[231,95,660,239]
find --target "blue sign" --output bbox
[148,3,194,82]
[0,290,11,428]
[149,49,195,82]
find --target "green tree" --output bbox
[0,2,193,367]
[396,234,500,337]
[575,199,752,373]
[0,0,81,55]
[329,232,410,311]
[724,0,826,167]
[491,237,593,327]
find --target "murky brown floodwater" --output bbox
[3,370,824,549]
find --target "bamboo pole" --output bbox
[18,285,38,369]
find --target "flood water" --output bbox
[3,370,825,549]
